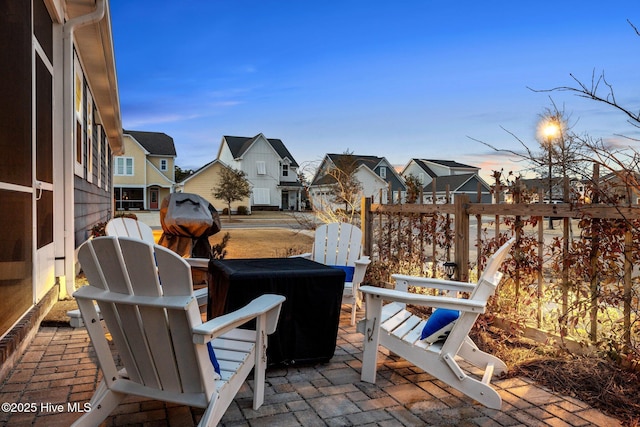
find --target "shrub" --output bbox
[237,205,249,215]
[89,212,138,238]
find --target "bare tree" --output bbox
[311,151,363,224]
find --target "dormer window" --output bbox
[282,164,289,177]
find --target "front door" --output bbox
[150,188,159,210]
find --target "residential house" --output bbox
[0,0,121,375]
[309,154,407,209]
[595,172,640,205]
[114,130,176,210]
[402,159,492,203]
[175,159,251,213]
[519,177,586,204]
[216,134,303,211]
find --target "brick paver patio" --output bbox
[0,307,622,426]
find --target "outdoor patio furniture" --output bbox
[72,236,285,427]
[208,257,345,365]
[358,237,515,409]
[297,222,370,325]
[106,216,209,311]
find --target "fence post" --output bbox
[454,194,470,282]
[589,163,600,342]
[361,197,372,257]
[624,229,632,351]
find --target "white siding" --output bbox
[241,136,281,207]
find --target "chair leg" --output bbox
[458,337,507,375]
[71,381,126,426]
[198,392,221,427]
[350,303,356,326]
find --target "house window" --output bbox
[418,173,424,184]
[160,159,167,171]
[257,161,266,175]
[282,164,288,177]
[380,166,387,179]
[253,188,270,205]
[115,157,134,176]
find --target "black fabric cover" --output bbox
[158,193,221,258]
[208,257,345,366]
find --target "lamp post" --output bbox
[541,119,560,230]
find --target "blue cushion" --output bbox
[207,342,221,376]
[329,265,355,282]
[420,308,460,343]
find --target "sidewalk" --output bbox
[0,306,622,426]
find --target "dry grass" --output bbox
[208,228,313,258]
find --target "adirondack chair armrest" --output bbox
[354,256,371,268]
[193,294,286,344]
[184,257,209,269]
[351,256,370,286]
[391,274,477,293]
[290,252,312,260]
[359,285,486,313]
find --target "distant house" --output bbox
[401,159,491,203]
[113,130,176,210]
[310,154,407,208]
[216,134,303,211]
[176,159,251,213]
[0,0,122,373]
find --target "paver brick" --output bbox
[0,307,628,427]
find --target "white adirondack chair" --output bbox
[358,237,515,409]
[106,217,209,311]
[298,223,370,325]
[105,216,156,243]
[71,236,285,427]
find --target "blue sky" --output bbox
[110,1,639,181]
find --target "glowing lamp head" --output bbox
[542,121,560,140]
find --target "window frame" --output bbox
[115,157,134,176]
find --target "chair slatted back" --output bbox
[105,217,155,244]
[312,223,362,267]
[441,237,515,355]
[77,237,214,396]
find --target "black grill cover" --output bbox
[158,193,221,258]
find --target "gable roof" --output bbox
[419,159,478,169]
[423,173,487,192]
[223,134,299,167]
[407,159,438,178]
[327,153,384,171]
[179,159,233,184]
[124,130,177,156]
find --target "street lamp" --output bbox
[541,119,560,229]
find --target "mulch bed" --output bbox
[471,326,640,427]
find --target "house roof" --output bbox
[423,173,483,192]
[124,130,177,156]
[408,159,438,178]
[223,135,299,167]
[327,154,383,171]
[419,159,479,169]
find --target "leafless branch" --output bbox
[629,19,640,36]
